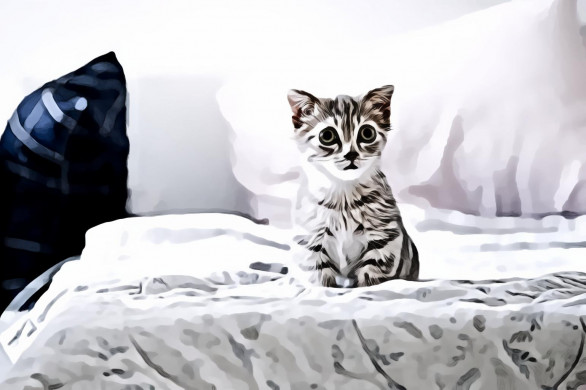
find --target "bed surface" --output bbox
[1,0,586,388]
[1,211,585,389]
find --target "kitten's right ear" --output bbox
[287,89,318,129]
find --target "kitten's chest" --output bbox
[323,209,367,273]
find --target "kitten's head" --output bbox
[287,86,394,182]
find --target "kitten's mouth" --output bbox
[343,163,358,170]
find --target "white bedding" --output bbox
[1,1,585,388]
[1,211,585,389]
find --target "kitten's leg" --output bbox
[311,244,340,287]
[318,263,339,287]
[296,231,340,287]
[353,253,395,287]
[353,226,404,287]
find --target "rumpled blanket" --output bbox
[1,213,585,389]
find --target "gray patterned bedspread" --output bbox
[0,213,585,390]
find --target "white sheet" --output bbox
[0,211,586,390]
[0,212,296,364]
[1,211,585,389]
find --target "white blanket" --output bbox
[1,212,586,389]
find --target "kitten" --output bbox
[287,85,419,287]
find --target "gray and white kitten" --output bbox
[287,85,419,287]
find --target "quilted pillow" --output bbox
[0,52,130,310]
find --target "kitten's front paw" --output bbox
[319,268,339,287]
[355,266,392,287]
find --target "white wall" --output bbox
[0,0,574,215]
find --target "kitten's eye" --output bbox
[302,106,313,116]
[319,127,338,146]
[358,125,377,143]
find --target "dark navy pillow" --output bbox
[0,52,130,310]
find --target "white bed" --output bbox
[0,209,585,389]
[2,0,586,388]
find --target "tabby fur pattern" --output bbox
[287,85,419,287]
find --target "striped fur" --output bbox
[287,86,419,287]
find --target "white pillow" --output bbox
[217,0,586,227]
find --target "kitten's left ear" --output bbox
[363,85,394,108]
[362,85,394,127]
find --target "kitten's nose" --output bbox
[344,151,359,161]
